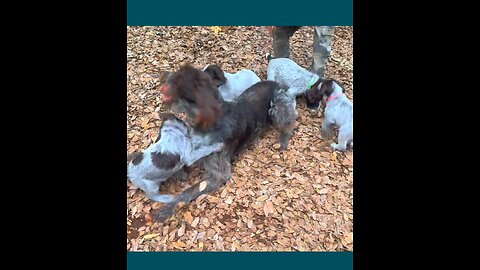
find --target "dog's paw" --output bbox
[155,207,175,223]
[331,143,346,151]
[213,142,224,152]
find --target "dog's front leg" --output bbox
[155,177,225,223]
[155,202,177,223]
[155,151,232,222]
[279,130,294,151]
[183,142,224,166]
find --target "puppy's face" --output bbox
[305,79,326,110]
[163,64,223,130]
[203,64,227,88]
[155,113,189,142]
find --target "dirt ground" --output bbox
[127,26,353,251]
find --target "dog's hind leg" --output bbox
[331,126,352,151]
[321,119,335,140]
[127,152,142,163]
[155,150,232,223]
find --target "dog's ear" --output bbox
[168,64,223,130]
[159,112,178,122]
[213,65,227,84]
[320,79,335,97]
[331,78,346,93]
[159,71,173,85]
[306,79,324,104]
[204,64,227,84]
[192,72,223,129]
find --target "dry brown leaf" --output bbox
[191,217,200,228]
[177,222,186,237]
[172,241,187,249]
[317,187,329,194]
[197,232,206,239]
[142,233,160,240]
[199,181,207,192]
[184,212,193,225]
[224,196,234,204]
[257,195,269,201]
[344,232,353,244]
[263,200,275,217]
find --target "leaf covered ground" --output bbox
[127,26,353,251]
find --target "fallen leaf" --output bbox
[263,200,275,217]
[172,241,187,249]
[224,197,233,204]
[191,217,200,228]
[344,232,353,244]
[177,222,186,237]
[199,181,207,192]
[316,187,329,194]
[257,195,269,201]
[142,233,160,240]
[183,212,193,224]
[210,26,222,34]
[197,232,206,239]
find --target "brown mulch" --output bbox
[127,26,353,251]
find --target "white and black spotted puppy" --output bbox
[266,55,324,110]
[127,113,223,202]
[202,64,261,102]
[319,79,353,151]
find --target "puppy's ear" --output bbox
[159,112,177,121]
[211,65,227,84]
[320,80,335,97]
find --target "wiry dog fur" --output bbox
[317,79,353,151]
[202,64,261,102]
[157,64,297,222]
[266,55,326,110]
[127,113,223,202]
[268,89,298,149]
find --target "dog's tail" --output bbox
[266,53,274,63]
[127,152,142,163]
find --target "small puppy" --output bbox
[202,64,261,102]
[266,55,324,110]
[127,113,223,202]
[318,79,353,151]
